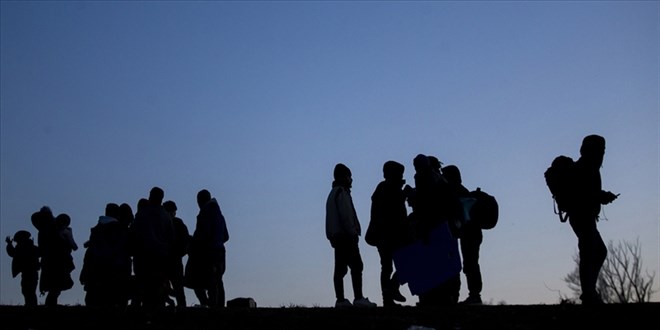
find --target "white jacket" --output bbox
[325,185,361,241]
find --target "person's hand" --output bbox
[603,191,619,204]
[5,236,12,244]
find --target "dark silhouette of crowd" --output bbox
[5,135,618,308]
[328,153,489,308]
[7,187,229,309]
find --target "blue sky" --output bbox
[1,1,658,306]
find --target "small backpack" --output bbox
[544,155,576,222]
[469,188,498,230]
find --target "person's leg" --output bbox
[346,242,364,300]
[21,275,38,307]
[45,290,61,306]
[571,216,605,303]
[171,261,187,307]
[194,288,209,306]
[209,248,226,308]
[333,244,349,302]
[583,227,607,302]
[460,231,483,302]
[378,248,394,304]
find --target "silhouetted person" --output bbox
[163,200,190,307]
[367,160,409,307]
[33,210,77,306]
[185,189,229,307]
[56,213,79,253]
[119,203,135,228]
[568,135,618,305]
[444,165,483,305]
[429,155,460,225]
[326,163,376,308]
[125,200,143,307]
[410,155,460,306]
[411,154,442,235]
[131,187,176,308]
[80,203,132,307]
[5,230,40,306]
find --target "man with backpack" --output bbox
[563,135,618,305]
[444,165,484,305]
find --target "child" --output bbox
[5,230,40,306]
[55,214,78,252]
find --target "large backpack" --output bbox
[469,188,498,230]
[544,155,576,222]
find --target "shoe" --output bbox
[392,289,407,303]
[335,299,352,308]
[460,295,482,305]
[383,300,402,308]
[353,297,377,308]
[580,292,604,305]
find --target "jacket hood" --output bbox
[98,215,119,225]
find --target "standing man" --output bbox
[132,187,176,308]
[326,163,376,308]
[186,189,229,307]
[568,135,618,305]
[163,200,190,307]
[444,165,483,305]
[367,160,408,307]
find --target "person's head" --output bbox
[119,203,134,226]
[383,160,404,182]
[580,134,606,168]
[413,154,430,173]
[163,200,177,216]
[105,203,120,219]
[428,156,442,172]
[149,187,165,205]
[13,230,32,244]
[40,206,53,217]
[333,163,352,188]
[137,198,149,212]
[197,189,212,208]
[442,165,462,186]
[55,213,71,228]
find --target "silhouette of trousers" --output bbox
[377,247,400,301]
[21,275,38,307]
[45,290,61,306]
[169,259,186,307]
[193,248,226,307]
[569,215,607,299]
[333,240,364,300]
[460,230,483,298]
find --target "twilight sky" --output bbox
[1,1,658,306]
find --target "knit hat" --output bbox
[333,163,352,180]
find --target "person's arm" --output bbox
[66,229,79,251]
[600,190,618,205]
[5,237,15,257]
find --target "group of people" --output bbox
[6,134,617,308]
[5,187,229,309]
[326,155,484,308]
[6,207,78,306]
[325,134,617,307]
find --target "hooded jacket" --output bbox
[192,198,229,251]
[325,183,361,242]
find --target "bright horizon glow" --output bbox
[1,1,658,306]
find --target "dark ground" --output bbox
[1,303,658,330]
